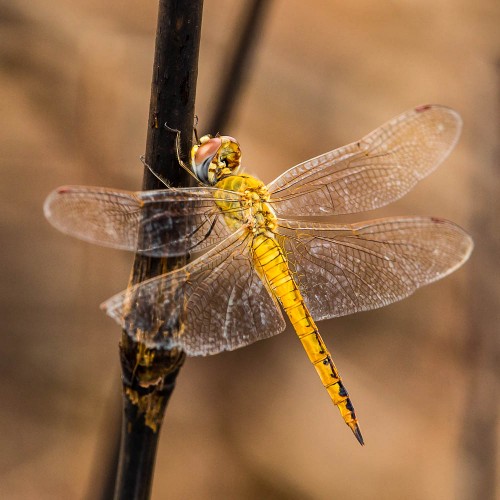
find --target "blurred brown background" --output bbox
[1,0,498,498]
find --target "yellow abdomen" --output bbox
[252,232,364,445]
[214,173,363,444]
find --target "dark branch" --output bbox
[114,2,204,499]
[207,0,271,134]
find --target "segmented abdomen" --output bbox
[251,232,364,445]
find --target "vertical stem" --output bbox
[206,0,271,133]
[456,66,500,500]
[114,1,204,499]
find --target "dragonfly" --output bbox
[44,104,473,445]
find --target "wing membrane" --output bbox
[44,185,244,256]
[277,217,473,320]
[102,228,286,355]
[268,105,462,216]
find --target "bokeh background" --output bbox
[1,0,498,498]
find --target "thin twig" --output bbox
[206,0,271,134]
[114,2,204,499]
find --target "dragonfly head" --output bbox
[191,135,242,185]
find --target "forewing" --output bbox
[277,217,473,320]
[268,105,462,216]
[44,185,241,256]
[102,229,286,355]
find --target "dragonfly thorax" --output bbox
[215,174,277,236]
[191,135,242,185]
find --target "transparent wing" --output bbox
[267,105,462,216]
[44,185,244,256]
[102,228,286,355]
[277,217,473,320]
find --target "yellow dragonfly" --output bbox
[44,105,473,445]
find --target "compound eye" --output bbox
[193,137,222,184]
[194,137,221,166]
